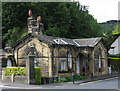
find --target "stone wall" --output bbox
[93,41,108,76]
[59,73,72,77]
[52,46,94,77]
[13,37,108,77]
[2,75,27,84]
[14,38,51,77]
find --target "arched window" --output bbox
[7,59,12,67]
[68,52,72,68]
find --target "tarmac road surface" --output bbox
[0,77,119,89]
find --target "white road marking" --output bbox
[0,85,42,89]
[0,85,22,89]
[55,86,63,87]
[80,77,118,85]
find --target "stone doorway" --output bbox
[76,53,86,75]
[76,56,80,75]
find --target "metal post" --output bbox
[91,73,93,80]
[72,71,74,84]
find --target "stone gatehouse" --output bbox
[2,11,108,77]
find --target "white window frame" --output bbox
[7,59,12,67]
[99,55,101,68]
[68,52,72,68]
[112,48,114,54]
[61,60,66,71]
[34,56,37,67]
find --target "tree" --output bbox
[112,23,120,34]
[2,2,103,48]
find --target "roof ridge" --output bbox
[73,37,102,40]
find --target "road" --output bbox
[0,77,119,89]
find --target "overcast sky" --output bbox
[75,0,119,23]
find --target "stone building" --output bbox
[108,34,120,55]
[3,12,108,77]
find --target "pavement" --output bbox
[0,73,120,89]
[74,73,120,84]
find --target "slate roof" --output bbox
[12,33,103,48]
[73,38,102,47]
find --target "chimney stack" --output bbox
[27,10,44,35]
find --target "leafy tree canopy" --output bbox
[112,23,120,35]
[2,2,103,48]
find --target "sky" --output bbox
[74,0,120,23]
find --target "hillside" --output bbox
[100,20,119,33]
[99,20,120,47]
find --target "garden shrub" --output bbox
[5,67,41,85]
[108,59,120,71]
[74,74,83,80]
[59,77,66,82]
[108,54,120,58]
[82,76,87,79]
[59,75,87,82]
[35,67,41,85]
[5,67,26,76]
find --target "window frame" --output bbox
[68,52,72,68]
[34,56,37,67]
[61,60,66,71]
[99,54,101,68]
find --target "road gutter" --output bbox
[76,74,119,85]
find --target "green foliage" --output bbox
[100,20,118,47]
[74,74,82,80]
[44,27,60,37]
[5,67,26,76]
[2,2,103,48]
[59,75,87,82]
[2,27,27,47]
[100,20,117,34]
[112,23,120,34]
[19,32,28,39]
[59,76,72,82]
[54,80,57,83]
[35,67,41,85]
[5,67,41,84]
[108,54,120,58]
[82,76,88,79]
[108,59,120,71]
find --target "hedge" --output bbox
[5,67,41,84]
[108,54,120,58]
[108,59,120,71]
[108,57,120,60]
[5,67,26,76]
[35,67,41,85]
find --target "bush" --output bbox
[59,76,72,82]
[82,76,87,79]
[74,74,82,80]
[74,74,87,80]
[59,77,66,82]
[35,67,41,85]
[5,67,41,85]
[59,75,87,82]
[108,54,120,58]
[5,67,26,76]
[108,59,120,71]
